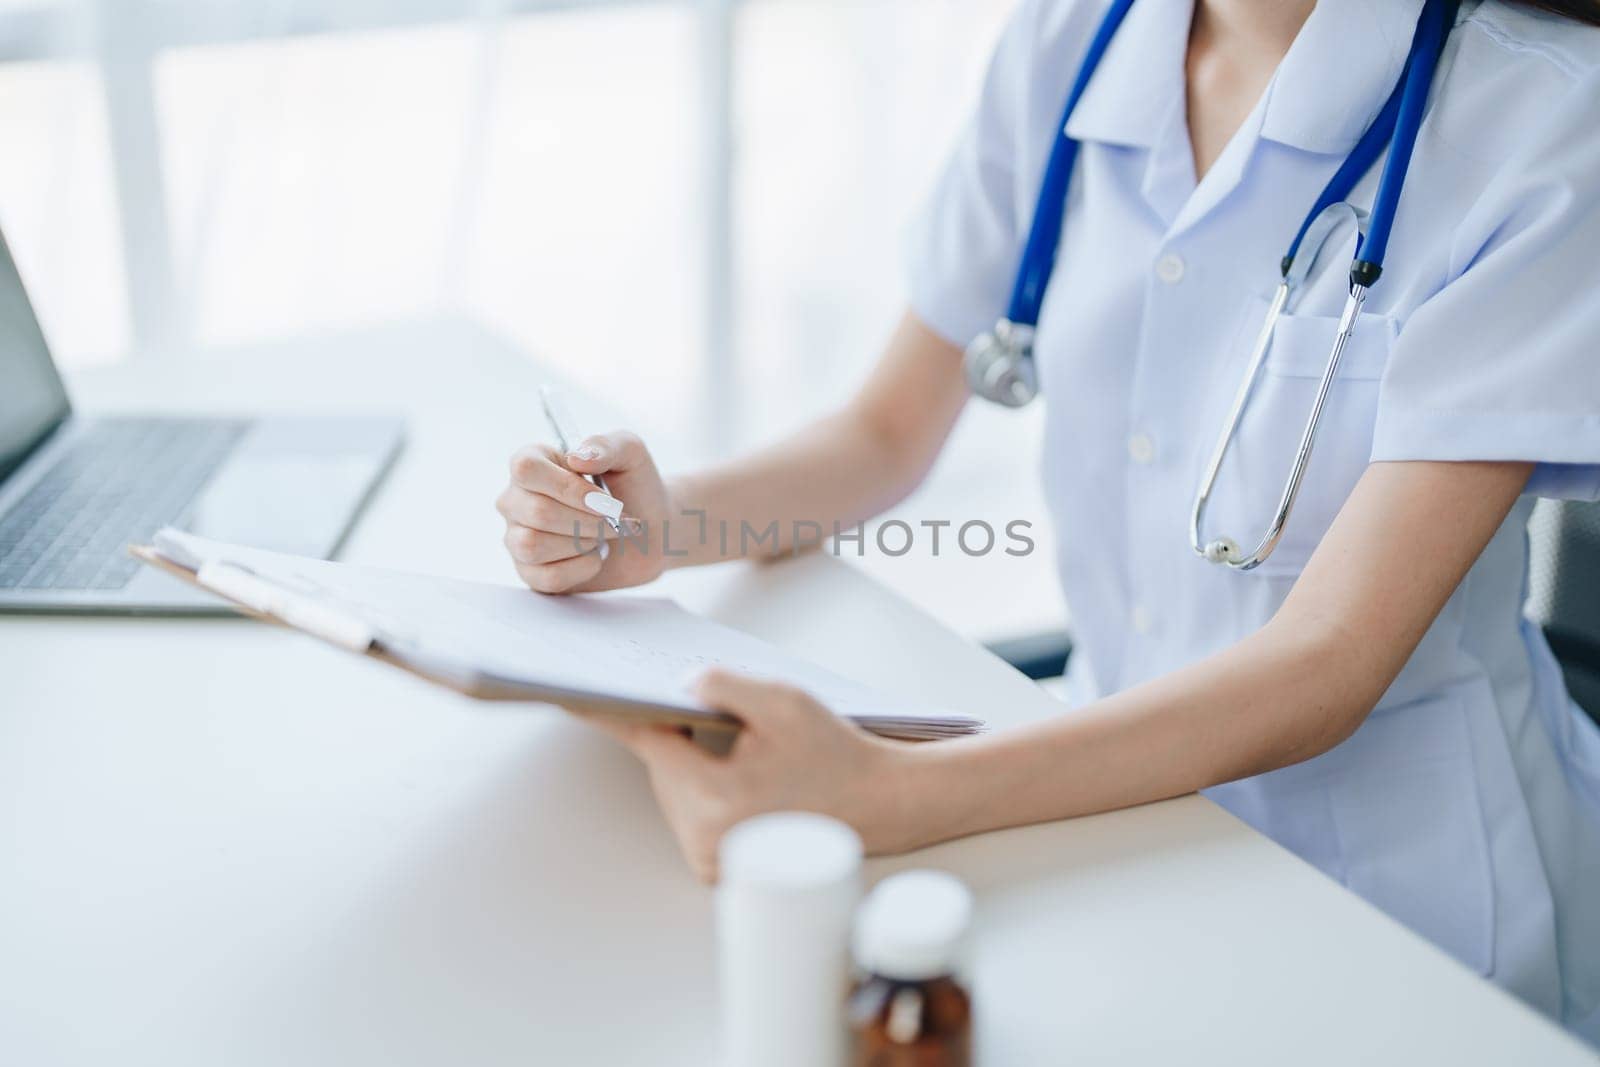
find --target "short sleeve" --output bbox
[901,2,1043,349]
[1370,68,1600,501]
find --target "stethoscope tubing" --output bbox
[974,0,1461,569]
[1004,0,1136,327]
[1353,0,1459,285]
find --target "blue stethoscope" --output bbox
[965,0,1460,569]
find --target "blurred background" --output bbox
[0,0,1062,642]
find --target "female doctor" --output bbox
[496,0,1600,1035]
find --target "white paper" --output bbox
[156,532,981,735]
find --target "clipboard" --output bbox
[128,535,982,742]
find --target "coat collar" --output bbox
[1063,0,1192,151]
[1259,0,1426,154]
[1062,0,1427,157]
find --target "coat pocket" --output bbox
[1198,295,1398,577]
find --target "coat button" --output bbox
[1155,252,1186,284]
[1127,432,1156,464]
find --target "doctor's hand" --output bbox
[498,430,674,594]
[591,669,916,883]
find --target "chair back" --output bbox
[1527,499,1600,725]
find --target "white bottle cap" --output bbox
[720,811,863,891]
[853,870,973,981]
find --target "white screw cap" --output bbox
[720,812,863,889]
[853,870,973,981]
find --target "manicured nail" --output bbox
[584,491,624,522]
[568,445,602,462]
[598,541,610,562]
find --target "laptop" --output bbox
[0,228,404,614]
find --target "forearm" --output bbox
[878,459,1534,853]
[666,409,924,566]
[665,312,968,567]
[886,615,1373,848]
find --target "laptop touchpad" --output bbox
[187,455,378,558]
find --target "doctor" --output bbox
[496,0,1600,1036]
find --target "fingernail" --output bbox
[568,445,602,462]
[621,516,646,535]
[584,491,624,522]
[598,541,610,562]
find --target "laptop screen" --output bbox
[0,228,70,484]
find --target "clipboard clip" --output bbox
[149,527,375,652]
[194,559,377,653]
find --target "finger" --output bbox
[692,668,821,730]
[689,845,719,886]
[502,522,608,565]
[596,716,718,777]
[564,430,653,478]
[503,520,609,564]
[498,485,619,539]
[585,714,690,750]
[562,533,662,592]
[513,550,606,595]
[583,713,655,747]
[508,444,621,517]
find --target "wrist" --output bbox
[853,735,966,855]
[659,476,698,571]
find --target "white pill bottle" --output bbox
[716,812,864,1067]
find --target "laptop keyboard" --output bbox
[0,418,249,591]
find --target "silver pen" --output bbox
[539,385,624,534]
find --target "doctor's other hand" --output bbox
[498,430,674,594]
[591,669,915,883]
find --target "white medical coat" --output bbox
[906,0,1600,1037]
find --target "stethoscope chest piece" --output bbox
[964,319,1039,408]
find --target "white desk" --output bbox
[2,319,1592,1065]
